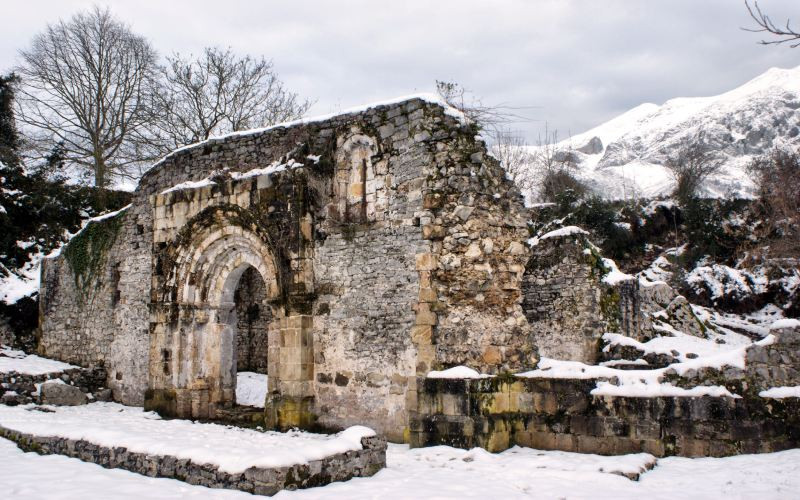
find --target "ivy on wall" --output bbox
[62,209,127,299]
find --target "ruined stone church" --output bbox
[39,97,539,440]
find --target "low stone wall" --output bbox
[0,425,386,496]
[0,367,107,406]
[410,377,800,457]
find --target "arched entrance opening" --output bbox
[148,210,316,426]
[228,265,271,407]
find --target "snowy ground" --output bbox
[0,403,373,474]
[0,345,77,375]
[1,435,799,499]
[236,371,268,407]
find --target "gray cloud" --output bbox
[2,0,798,142]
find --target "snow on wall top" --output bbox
[145,93,467,179]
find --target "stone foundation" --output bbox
[410,377,800,457]
[0,425,386,496]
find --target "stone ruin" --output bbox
[38,96,534,442]
[36,95,799,457]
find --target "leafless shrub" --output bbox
[747,148,800,258]
[435,80,533,138]
[491,128,535,191]
[532,127,586,203]
[664,138,723,204]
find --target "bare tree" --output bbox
[664,137,723,204]
[530,126,585,203]
[15,6,157,193]
[747,148,800,258]
[491,128,535,191]
[149,47,313,156]
[744,1,800,47]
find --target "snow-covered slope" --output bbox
[529,65,800,199]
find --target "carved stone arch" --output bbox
[146,206,316,426]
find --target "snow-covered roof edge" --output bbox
[144,93,468,179]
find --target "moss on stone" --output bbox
[62,209,126,298]
[600,288,622,332]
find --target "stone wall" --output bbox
[0,367,107,406]
[522,233,623,363]
[410,376,800,457]
[0,425,386,496]
[38,202,153,406]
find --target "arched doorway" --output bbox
[229,265,271,407]
[147,209,316,427]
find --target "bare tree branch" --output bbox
[146,47,314,157]
[435,80,535,138]
[744,1,800,48]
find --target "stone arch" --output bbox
[147,208,316,423]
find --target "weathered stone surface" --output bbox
[40,382,88,406]
[410,376,800,457]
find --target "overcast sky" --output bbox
[2,1,799,142]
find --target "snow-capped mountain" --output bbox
[530,65,800,200]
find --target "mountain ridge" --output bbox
[527,65,800,200]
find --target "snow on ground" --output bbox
[0,345,78,375]
[2,436,799,499]
[0,403,374,474]
[236,371,268,407]
[694,303,786,339]
[518,332,778,398]
[603,329,752,362]
[1,204,132,304]
[0,259,40,304]
[518,357,737,398]
[771,318,800,330]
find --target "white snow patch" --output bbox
[160,160,301,195]
[3,437,800,499]
[759,386,800,398]
[0,345,78,375]
[770,318,800,330]
[427,366,491,379]
[159,178,216,194]
[601,257,634,285]
[541,226,589,239]
[592,381,738,398]
[235,372,267,408]
[686,264,767,301]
